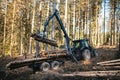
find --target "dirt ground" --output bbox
[0,46,120,80]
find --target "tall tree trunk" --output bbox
[51,0,56,50]
[113,0,115,45]
[110,1,115,46]
[63,0,68,48]
[35,1,42,57]
[117,7,120,45]
[78,8,80,39]
[20,16,23,55]
[29,0,36,54]
[52,0,55,41]
[116,0,119,45]
[44,0,49,51]
[89,7,92,44]
[97,7,100,46]
[26,2,30,54]
[10,0,16,56]
[3,0,7,56]
[73,0,76,40]
[79,8,82,39]
[64,0,68,33]
[103,0,106,44]
[98,12,100,46]
[95,5,99,46]
[85,8,87,39]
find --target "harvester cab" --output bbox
[72,39,91,60]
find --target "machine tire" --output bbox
[51,61,60,70]
[93,49,98,57]
[82,49,91,60]
[40,62,50,71]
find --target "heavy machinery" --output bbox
[39,9,97,62]
[6,9,97,72]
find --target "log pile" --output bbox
[6,57,51,69]
[62,70,120,77]
[6,49,68,70]
[31,33,58,47]
[97,59,120,66]
[61,59,120,77]
[41,49,67,57]
[6,54,68,70]
[94,59,120,71]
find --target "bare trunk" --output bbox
[29,0,36,54]
[103,0,106,44]
[113,1,115,45]
[10,1,16,56]
[35,1,42,57]
[3,0,7,56]
[64,0,68,33]
[110,7,114,46]
[52,0,55,41]
[51,0,56,50]
[97,8,100,46]
[44,1,49,51]
[95,7,98,46]
[73,0,76,40]
[20,17,23,55]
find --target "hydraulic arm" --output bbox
[43,9,78,63]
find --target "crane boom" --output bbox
[43,9,78,63]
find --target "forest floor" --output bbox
[0,45,120,80]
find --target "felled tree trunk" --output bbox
[31,33,58,47]
[62,70,120,77]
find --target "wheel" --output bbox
[82,49,91,60]
[93,49,98,57]
[51,61,60,70]
[40,62,50,71]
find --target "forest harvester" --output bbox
[6,9,98,72]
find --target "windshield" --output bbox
[81,41,89,47]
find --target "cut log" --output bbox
[98,62,120,66]
[97,59,120,65]
[31,33,58,47]
[93,66,120,70]
[62,70,120,77]
[6,57,48,69]
[41,49,67,54]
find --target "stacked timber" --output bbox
[41,49,67,57]
[31,33,58,47]
[6,53,68,70]
[95,59,120,70]
[97,59,120,66]
[62,70,120,77]
[62,59,120,77]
